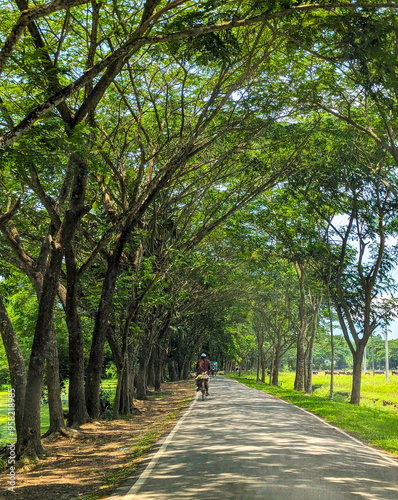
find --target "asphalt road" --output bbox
[109,376,398,500]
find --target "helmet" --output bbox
[201,353,207,358]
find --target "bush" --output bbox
[99,386,113,413]
[105,361,117,379]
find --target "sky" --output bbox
[383,320,398,340]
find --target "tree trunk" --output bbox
[271,348,280,386]
[64,248,89,427]
[294,332,306,391]
[168,360,178,381]
[32,278,66,436]
[85,224,131,418]
[0,295,26,445]
[16,152,88,459]
[261,347,266,383]
[294,262,307,392]
[113,366,123,420]
[305,296,321,394]
[85,266,119,417]
[44,327,66,435]
[19,208,89,457]
[350,346,364,405]
[110,327,135,417]
[256,340,262,383]
[305,333,315,394]
[136,350,150,400]
[18,243,64,459]
[154,345,162,391]
[147,350,155,388]
[121,361,133,414]
[182,361,190,380]
[127,344,136,412]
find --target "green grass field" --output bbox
[226,371,398,456]
[100,379,117,400]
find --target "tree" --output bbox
[287,125,398,404]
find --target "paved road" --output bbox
[109,377,398,500]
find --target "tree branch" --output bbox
[3,2,396,149]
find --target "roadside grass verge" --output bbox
[77,395,192,500]
[226,373,398,457]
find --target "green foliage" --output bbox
[2,0,398,449]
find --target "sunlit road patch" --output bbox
[108,377,398,500]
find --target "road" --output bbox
[109,376,398,500]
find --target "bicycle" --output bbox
[196,372,209,401]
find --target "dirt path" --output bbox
[0,380,194,500]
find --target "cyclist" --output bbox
[196,353,211,396]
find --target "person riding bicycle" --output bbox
[196,353,211,396]
[210,361,217,376]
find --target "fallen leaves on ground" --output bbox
[1,380,194,500]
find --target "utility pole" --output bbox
[385,323,389,382]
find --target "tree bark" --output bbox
[18,167,89,458]
[154,344,162,391]
[271,345,280,386]
[350,345,364,405]
[147,350,155,388]
[113,365,123,420]
[306,295,321,394]
[168,360,178,381]
[120,360,133,414]
[85,223,132,417]
[182,360,191,380]
[294,262,307,392]
[304,321,317,394]
[0,295,26,444]
[305,341,314,394]
[136,351,150,400]
[64,247,89,427]
[44,326,66,435]
[261,347,266,383]
[18,242,64,459]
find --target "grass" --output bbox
[226,371,398,457]
[166,397,191,421]
[100,379,117,392]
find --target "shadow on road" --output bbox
[115,377,398,499]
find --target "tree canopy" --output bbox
[1,0,398,460]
